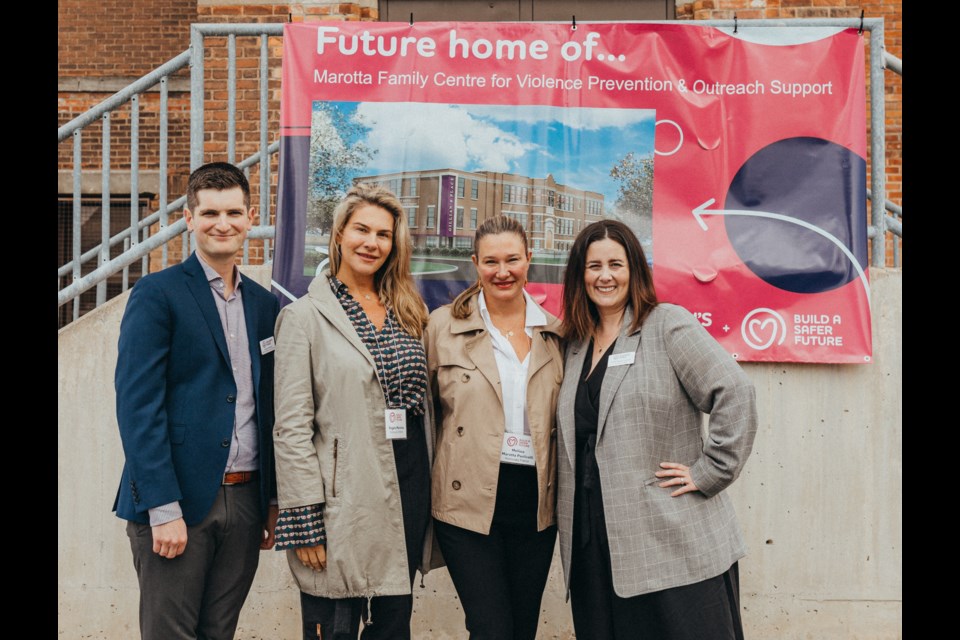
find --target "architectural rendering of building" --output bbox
[356,169,605,252]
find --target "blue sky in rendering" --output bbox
[313,101,656,203]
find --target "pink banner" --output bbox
[275,22,869,363]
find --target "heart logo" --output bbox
[748,318,778,350]
[740,308,786,351]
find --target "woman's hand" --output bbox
[296,544,327,572]
[655,462,700,497]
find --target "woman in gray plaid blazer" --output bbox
[556,220,758,639]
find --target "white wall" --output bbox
[58,266,901,639]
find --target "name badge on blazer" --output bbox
[259,337,275,355]
[608,352,635,367]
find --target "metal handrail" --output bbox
[57,197,186,278]
[58,216,187,308]
[57,137,281,292]
[58,139,281,280]
[885,215,901,236]
[57,51,191,143]
[867,189,902,223]
[885,52,902,76]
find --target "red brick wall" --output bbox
[58,0,197,77]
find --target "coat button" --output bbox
[452,480,461,490]
[461,373,470,382]
[457,426,464,436]
[226,395,236,403]
[221,439,230,448]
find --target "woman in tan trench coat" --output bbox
[425,215,564,640]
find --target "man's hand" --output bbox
[261,504,279,550]
[152,518,188,558]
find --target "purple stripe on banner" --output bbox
[439,174,455,238]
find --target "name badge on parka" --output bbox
[385,408,407,440]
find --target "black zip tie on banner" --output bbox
[733,14,738,34]
[858,10,864,35]
[572,15,577,31]
[410,13,414,27]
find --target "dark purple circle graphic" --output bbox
[723,137,867,294]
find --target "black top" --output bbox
[573,337,616,547]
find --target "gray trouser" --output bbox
[126,482,262,640]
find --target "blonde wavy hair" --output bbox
[329,183,428,337]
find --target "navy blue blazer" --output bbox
[113,253,279,526]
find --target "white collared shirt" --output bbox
[478,290,547,437]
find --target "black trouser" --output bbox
[126,483,262,640]
[300,414,431,640]
[434,463,557,640]
[300,590,417,640]
[570,473,744,640]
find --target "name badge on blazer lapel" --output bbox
[259,337,275,355]
[608,352,635,367]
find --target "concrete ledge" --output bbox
[58,267,902,638]
[58,170,162,197]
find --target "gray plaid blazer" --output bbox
[557,303,758,598]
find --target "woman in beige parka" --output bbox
[272,184,434,639]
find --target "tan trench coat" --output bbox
[272,271,437,599]
[424,293,564,534]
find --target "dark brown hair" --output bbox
[450,215,529,319]
[561,219,658,343]
[186,162,250,210]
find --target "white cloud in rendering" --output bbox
[354,102,536,173]
[463,104,655,130]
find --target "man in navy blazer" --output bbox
[114,162,279,640]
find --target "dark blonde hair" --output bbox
[451,215,529,319]
[329,183,428,337]
[561,219,658,343]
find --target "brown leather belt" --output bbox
[222,470,258,485]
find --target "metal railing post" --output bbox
[190,25,204,172]
[160,76,169,269]
[228,34,237,165]
[127,94,140,290]
[72,130,82,321]
[122,236,130,290]
[869,20,887,267]
[259,33,271,263]
[98,113,110,306]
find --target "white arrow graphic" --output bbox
[692,198,870,302]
